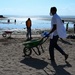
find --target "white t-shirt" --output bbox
[50,14,67,39]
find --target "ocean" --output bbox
[0,15,74,30]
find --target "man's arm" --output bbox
[45,24,56,37]
[49,24,56,34]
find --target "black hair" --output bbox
[51,7,57,12]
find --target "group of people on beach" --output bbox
[25,7,68,62]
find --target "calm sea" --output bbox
[0,15,74,30]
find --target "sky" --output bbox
[0,0,75,16]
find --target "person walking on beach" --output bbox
[48,7,68,61]
[26,18,32,40]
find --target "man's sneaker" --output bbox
[65,54,68,61]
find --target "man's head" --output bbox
[28,18,30,20]
[50,7,57,16]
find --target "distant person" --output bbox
[66,22,69,31]
[26,18,32,40]
[62,20,64,23]
[14,19,16,23]
[47,7,68,62]
[8,19,10,23]
[74,24,75,33]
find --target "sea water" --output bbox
[0,17,51,30]
[0,16,74,30]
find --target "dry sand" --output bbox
[0,34,75,75]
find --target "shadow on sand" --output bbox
[20,57,72,75]
[20,57,48,69]
[50,61,72,75]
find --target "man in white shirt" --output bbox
[48,7,68,61]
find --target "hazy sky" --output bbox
[0,0,75,16]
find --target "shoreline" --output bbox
[0,27,75,40]
[0,27,75,37]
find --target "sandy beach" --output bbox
[0,32,75,75]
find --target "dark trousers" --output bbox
[26,28,31,39]
[49,35,66,60]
